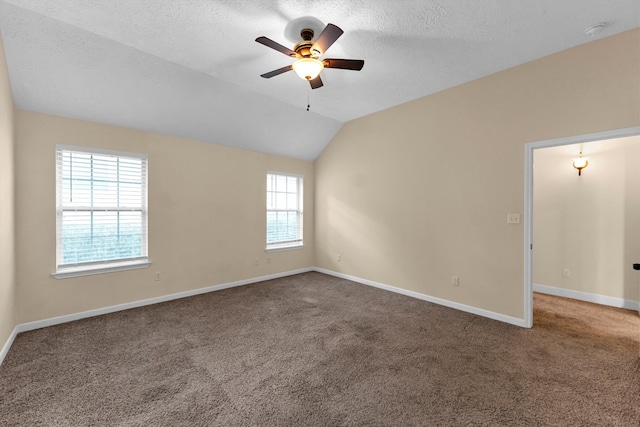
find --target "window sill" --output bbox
[265,243,304,253]
[52,260,151,279]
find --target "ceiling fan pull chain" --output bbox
[307,88,310,112]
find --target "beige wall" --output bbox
[0,32,16,346]
[5,28,640,329]
[315,29,640,320]
[15,110,314,323]
[533,137,640,303]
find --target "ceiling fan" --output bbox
[255,23,364,89]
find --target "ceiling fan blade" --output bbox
[323,59,364,71]
[260,65,293,78]
[311,23,343,55]
[309,75,323,89]
[255,36,297,57]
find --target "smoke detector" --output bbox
[584,22,607,37]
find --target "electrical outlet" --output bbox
[337,254,341,262]
[267,257,271,264]
[451,275,460,286]
[254,258,259,266]
[154,272,161,281]
[562,268,570,278]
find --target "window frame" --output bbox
[52,145,150,279]
[266,172,304,252]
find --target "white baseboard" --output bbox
[314,268,528,327]
[533,283,640,311]
[2,267,536,367]
[1,267,312,367]
[15,267,313,334]
[0,327,18,367]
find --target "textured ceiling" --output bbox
[0,1,638,160]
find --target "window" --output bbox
[54,145,149,278]
[266,172,303,251]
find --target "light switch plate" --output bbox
[507,213,521,224]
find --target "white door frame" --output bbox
[523,126,640,328]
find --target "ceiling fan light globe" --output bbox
[292,58,324,81]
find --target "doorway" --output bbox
[524,126,640,327]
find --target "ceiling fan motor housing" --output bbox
[295,29,317,58]
[294,41,314,58]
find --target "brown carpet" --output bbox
[1,271,638,426]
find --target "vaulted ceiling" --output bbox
[0,1,638,160]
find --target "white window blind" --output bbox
[55,145,148,273]
[266,172,303,250]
